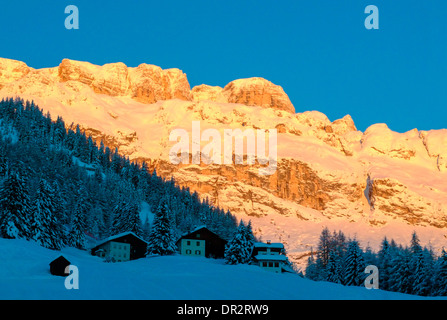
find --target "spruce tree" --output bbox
[313,227,332,281]
[242,220,255,262]
[342,239,366,286]
[146,196,177,256]
[389,250,413,294]
[304,249,319,281]
[31,178,64,250]
[326,252,342,284]
[377,237,393,291]
[124,200,144,238]
[413,249,433,296]
[0,170,31,239]
[224,220,253,265]
[432,249,447,296]
[69,200,86,249]
[224,222,247,265]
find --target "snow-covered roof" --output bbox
[254,254,288,261]
[179,225,207,238]
[253,242,284,249]
[93,231,148,248]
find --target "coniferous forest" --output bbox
[305,227,447,297]
[0,98,238,252]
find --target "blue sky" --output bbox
[0,0,446,132]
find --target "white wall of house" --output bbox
[257,248,280,255]
[96,241,131,262]
[180,239,205,257]
[258,260,283,273]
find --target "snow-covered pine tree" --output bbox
[31,178,64,250]
[110,198,143,237]
[342,239,366,287]
[377,237,393,291]
[110,147,122,174]
[224,220,253,265]
[432,249,447,296]
[110,200,129,236]
[304,249,319,281]
[0,169,31,239]
[389,249,412,294]
[146,196,177,256]
[313,227,332,281]
[69,199,87,249]
[124,200,143,238]
[242,220,255,263]
[326,252,342,284]
[412,248,434,296]
[224,224,246,265]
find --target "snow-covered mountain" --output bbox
[1,57,446,264]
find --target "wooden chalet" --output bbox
[176,226,227,258]
[91,232,148,262]
[252,240,293,273]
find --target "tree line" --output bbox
[305,227,447,296]
[0,98,238,251]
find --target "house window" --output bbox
[186,249,191,254]
[196,241,200,246]
[195,250,201,255]
[274,262,279,268]
[196,234,200,238]
[187,241,191,245]
[269,262,273,267]
[262,262,268,267]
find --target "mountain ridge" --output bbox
[1,57,446,261]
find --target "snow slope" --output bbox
[0,238,435,300]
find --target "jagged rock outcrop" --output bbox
[222,77,295,113]
[129,63,191,103]
[191,78,296,113]
[419,129,447,172]
[58,59,191,102]
[0,58,31,89]
[191,84,226,103]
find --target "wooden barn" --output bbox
[176,226,227,259]
[49,255,71,276]
[91,232,148,262]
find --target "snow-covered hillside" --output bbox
[0,238,433,300]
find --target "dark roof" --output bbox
[254,254,288,261]
[176,226,226,243]
[92,231,148,250]
[253,242,284,249]
[49,255,71,276]
[50,255,70,266]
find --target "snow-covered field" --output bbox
[0,238,437,300]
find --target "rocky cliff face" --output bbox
[1,57,446,255]
[0,58,293,112]
[190,77,295,113]
[58,59,192,102]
